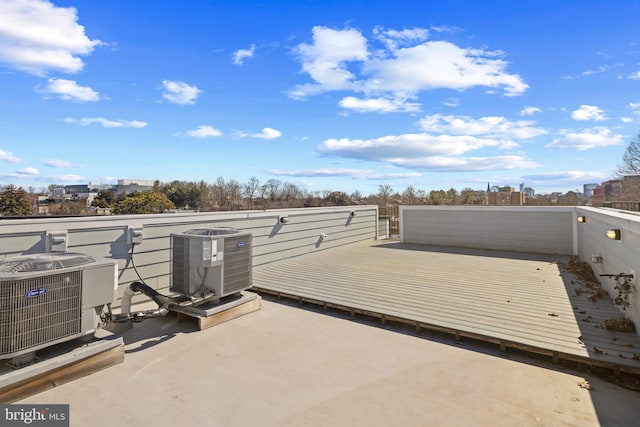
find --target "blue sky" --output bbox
[1,0,639,196]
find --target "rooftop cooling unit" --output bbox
[171,227,252,299]
[0,253,117,360]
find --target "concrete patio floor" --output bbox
[16,298,640,427]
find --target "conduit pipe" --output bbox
[112,281,171,323]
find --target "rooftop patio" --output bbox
[3,205,640,425]
[253,240,640,374]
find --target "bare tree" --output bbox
[377,184,393,206]
[401,185,420,205]
[616,132,640,176]
[350,190,364,202]
[210,177,227,210]
[264,179,281,202]
[281,182,303,202]
[225,179,242,209]
[243,177,261,209]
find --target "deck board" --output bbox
[253,240,640,373]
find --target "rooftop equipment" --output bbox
[0,253,117,362]
[170,227,253,300]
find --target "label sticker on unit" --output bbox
[24,288,47,298]
[237,241,246,248]
[203,240,212,261]
[202,240,218,261]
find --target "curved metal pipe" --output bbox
[112,281,171,323]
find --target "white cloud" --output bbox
[268,167,421,180]
[571,104,607,121]
[390,155,539,171]
[161,80,201,105]
[628,70,640,80]
[17,167,39,176]
[338,96,420,113]
[372,26,429,50]
[251,127,282,139]
[36,78,99,102]
[317,113,545,172]
[64,117,147,128]
[44,158,71,167]
[523,170,608,181]
[0,0,101,75]
[521,170,609,186]
[366,41,528,97]
[320,133,514,160]
[50,174,85,182]
[232,44,256,65]
[288,26,369,98]
[366,171,422,180]
[0,167,40,180]
[622,105,640,122]
[546,127,623,150]
[429,25,462,34]
[270,168,373,177]
[418,114,546,140]
[186,125,222,138]
[0,149,21,163]
[520,106,541,116]
[0,171,87,183]
[581,65,609,76]
[288,26,528,106]
[442,98,460,107]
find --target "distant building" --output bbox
[523,187,535,197]
[77,192,99,207]
[114,179,155,194]
[592,180,623,207]
[510,191,524,205]
[51,185,65,197]
[488,186,524,206]
[583,183,598,198]
[64,184,89,195]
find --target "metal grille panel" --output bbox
[223,235,252,294]
[0,271,82,357]
[171,235,190,294]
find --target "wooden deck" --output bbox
[253,240,640,374]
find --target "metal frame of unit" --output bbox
[170,227,253,299]
[0,253,117,360]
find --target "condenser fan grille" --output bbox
[222,235,252,294]
[0,270,82,356]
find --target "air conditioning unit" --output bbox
[0,253,117,361]
[170,227,252,299]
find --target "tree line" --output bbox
[0,179,579,217]
[0,178,496,216]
